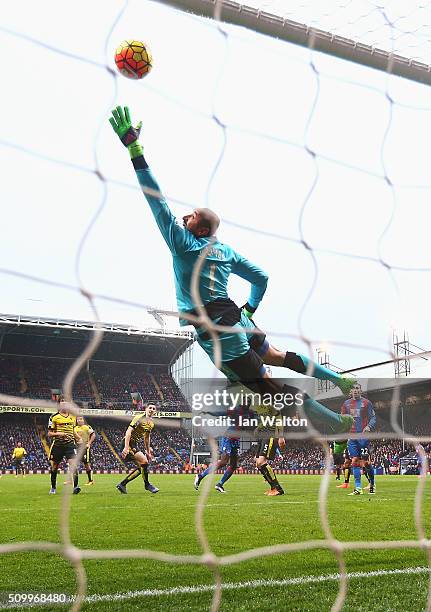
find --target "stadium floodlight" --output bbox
[148,309,167,329]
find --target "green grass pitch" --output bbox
[0,474,430,611]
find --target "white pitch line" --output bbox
[1,566,430,609]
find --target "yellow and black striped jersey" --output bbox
[74,424,94,444]
[12,447,26,460]
[48,412,77,444]
[129,414,154,446]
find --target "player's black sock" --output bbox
[121,468,141,485]
[336,467,341,479]
[364,465,375,486]
[50,469,58,489]
[73,471,78,488]
[259,463,280,488]
[141,464,150,485]
[283,351,307,374]
[86,469,92,482]
[344,467,351,483]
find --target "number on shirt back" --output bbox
[209,263,216,296]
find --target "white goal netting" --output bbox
[0,0,430,610]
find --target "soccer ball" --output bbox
[115,40,152,79]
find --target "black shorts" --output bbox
[14,459,24,467]
[221,350,300,421]
[49,443,77,463]
[255,438,279,461]
[121,439,139,462]
[193,299,268,356]
[221,348,267,381]
[78,445,91,464]
[333,453,345,466]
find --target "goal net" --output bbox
[158,0,431,82]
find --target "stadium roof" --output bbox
[0,313,195,366]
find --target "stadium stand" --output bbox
[0,415,192,473]
[0,314,193,411]
[0,315,429,476]
[0,414,49,471]
[0,356,189,410]
[1,413,428,475]
[236,438,430,474]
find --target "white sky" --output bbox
[1,0,431,379]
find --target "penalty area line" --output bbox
[1,566,429,608]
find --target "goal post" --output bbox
[154,0,431,85]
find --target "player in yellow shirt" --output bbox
[74,416,96,486]
[255,437,286,496]
[47,400,82,495]
[12,442,27,477]
[116,404,159,494]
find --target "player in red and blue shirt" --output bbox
[193,435,241,494]
[341,383,376,494]
[193,405,254,493]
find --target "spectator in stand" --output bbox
[382,455,390,475]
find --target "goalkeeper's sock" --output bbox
[50,469,58,489]
[286,353,354,394]
[353,466,362,489]
[259,463,280,488]
[86,469,92,482]
[73,471,78,488]
[121,468,141,486]
[141,464,150,485]
[288,353,341,384]
[303,398,351,433]
[219,466,234,486]
[344,467,351,483]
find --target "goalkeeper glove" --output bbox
[109,105,143,159]
[241,302,256,319]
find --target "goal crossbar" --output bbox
[155,0,431,86]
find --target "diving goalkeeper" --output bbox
[109,106,353,434]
